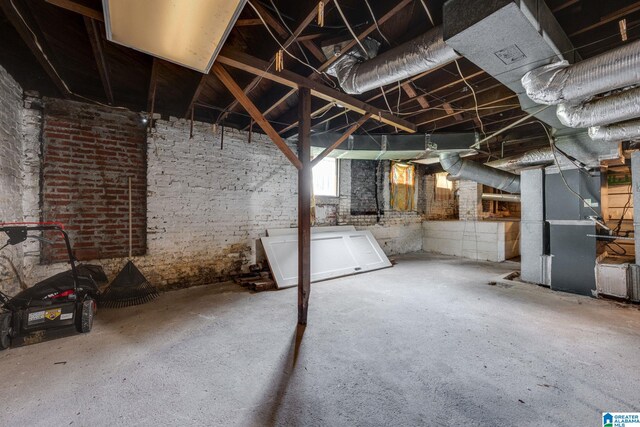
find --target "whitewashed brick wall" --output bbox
[458,180,482,220]
[0,65,25,294]
[0,63,426,292]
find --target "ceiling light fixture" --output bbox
[102,0,247,73]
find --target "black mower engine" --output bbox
[0,223,107,350]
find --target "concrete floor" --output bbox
[1,253,639,426]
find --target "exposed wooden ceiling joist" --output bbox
[216,49,417,133]
[212,63,303,170]
[45,0,103,22]
[0,0,69,96]
[218,1,331,122]
[84,16,113,105]
[263,0,415,120]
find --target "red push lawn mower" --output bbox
[0,222,108,350]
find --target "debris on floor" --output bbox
[235,263,276,292]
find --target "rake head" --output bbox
[99,261,159,308]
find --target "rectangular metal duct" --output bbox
[520,167,546,284]
[443,0,578,129]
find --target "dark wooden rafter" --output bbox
[1,0,69,96]
[297,86,312,325]
[217,1,332,122]
[216,49,416,133]
[235,18,263,27]
[262,0,415,120]
[211,63,303,169]
[364,81,509,133]
[183,73,208,118]
[45,0,103,21]
[289,68,488,135]
[84,16,113,104]
[311,113,372,167]
[147,59,159,114]
[569,1,640,37]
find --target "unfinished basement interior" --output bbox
[1,0,639,425]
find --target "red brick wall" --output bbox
[42,99,146,263]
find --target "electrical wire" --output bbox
[247,1,329,77]
[539,122,602,218]
[454,60,485,138]
[419,0,435,26]
[333,0,370,58]
[8,0,129,111]
[269,0,312,65]
[363,0,391,45]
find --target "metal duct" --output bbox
[556,87,640,128]
[486,148,554,171]
[589,119,640,142]
[443,0,578,129]
[439,153,521,193]
[522,39,640,105]
[329,26,460,95]
[482,193,521,203]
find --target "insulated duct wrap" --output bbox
[330,26,460,95]
[521,39,640,105]
[487,148,554,171]
[556,87,640,128]
[439,153,521,193]
[589,119,640,142]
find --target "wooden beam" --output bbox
[364,81,506,133]
[251,1,290,39]
[301,39,326,63]
[216,49,416,133]
[297,87,312,325]
[235,18,262,27]
[311,113,372,167]
[84,17,113,105]
[304,68,488,135]
[183,73,208,118]
[569,2,640,37]
[401,82,430,109]
[148,59,160,112]
[1,0,69,96]
[45,0,103,21]
[262,0,414,118]
[220,2,330,121]
[552,0,580,13]
[212,63,303,169]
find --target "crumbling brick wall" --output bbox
[41,99,147,262]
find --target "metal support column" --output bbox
[297,87,312,325]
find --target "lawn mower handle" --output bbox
[0,222,80,293]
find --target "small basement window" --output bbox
[313,157,339,197]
